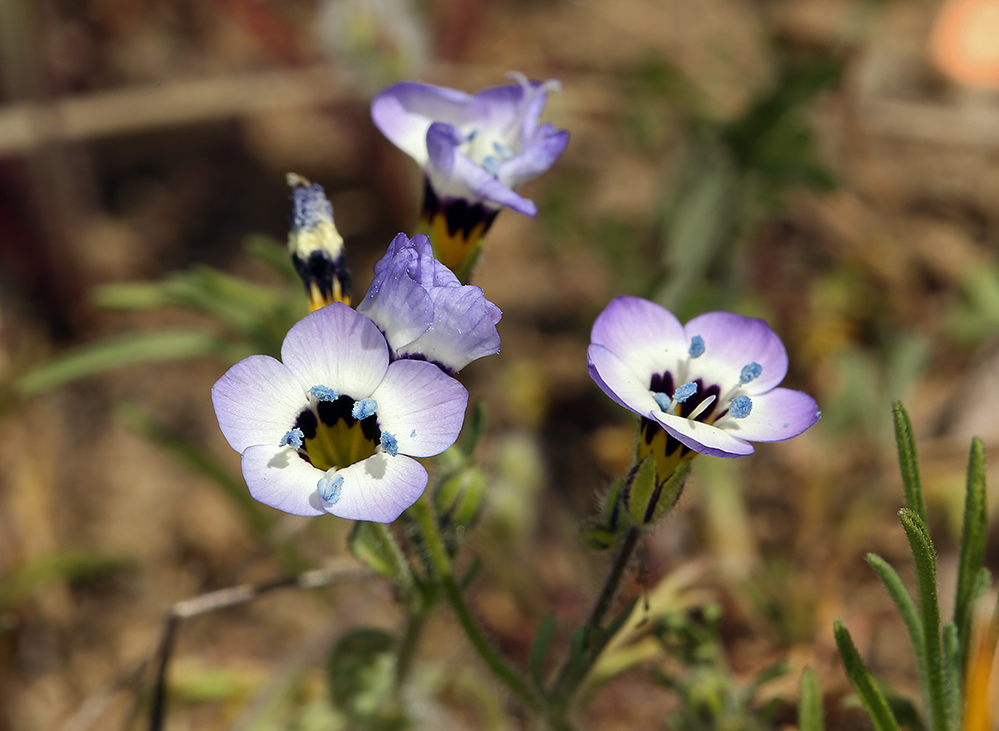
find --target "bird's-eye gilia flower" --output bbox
[370,73,569,278]
[357,233,501,374]
[588,296,819,480]
[212,303,468,522]
[287,174,351,311]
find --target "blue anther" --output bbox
[729,395,752,419]
[309,385,339,402]
[317,471,343,504]
[740,362,762,384]
[466,129,478,141]
[410,429,416,437]
[653,392,672,412]
[381,432,399,457]
[482,155,501,176]
[291,183,333,232]
[688,335,705,358]
[673,381,698,403]
[279,428,304,450]
[493,141,513,158]
[352,398,377,420]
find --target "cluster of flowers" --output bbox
[212,73,819,525]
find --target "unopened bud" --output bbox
[287,173,351,310]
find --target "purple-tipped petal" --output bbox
[371,359,468,457]
[212,355,304,453]
[587,343,661,417]
[405,285,501,371]
[683,312,788,394]
[358,235,435,352]
[281,303,389,399]
[241,445,326,516]
[321,453,428,522]
[498,128,570,190]
[653,414,755,459]
[722,388,820,442]
[371,82,475,165]
[591,297,687,386]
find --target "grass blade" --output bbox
[798,667,824,731]
[892,402,926,522]
[899,508,947,731]
[955,437,988,659]
[942,622,961,731]
[833,619,901,731]
[867,553,927,693]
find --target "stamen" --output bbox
[740,362,762,384]
[381,432,399,457]
[309,385,339,402]
[466,129,478,142]
[279,428,304,450]
[352,398,377,420]
[317,469,343,504]
[493,141,514,158]
[687,395,716,421]
[729,395,752,419]
[688,335,705,359]
[673,382,698,403]
[482,155,501,175]
[410,429,416,437]
[653,392,672,412]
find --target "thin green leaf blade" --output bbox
[892,401,926,522]
[955,437,988,658]
[833,619,901,731]
[529,614,556,690]
[867,553,927,693]
[798,667,824,731]
[942,621,961,731]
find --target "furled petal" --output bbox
[241,445,326,516]
[469,82,530,130]
[212,355,305,453]
[371,82,476,165]
[497,127,570,190]
[370,359,468,456]
[652,413,755,459]
[591,297,688,387]
[358,234,435,352]
[316,453,428,522]
[281,303,389,399]
[721,387,820,442]
[404,285,501,372]
[683,312,788,395]
[404,233,461,288]
[425,124,538,215]
[587,343,661,417]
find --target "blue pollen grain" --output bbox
[381,432,399,457]
[730,395,753,419]
[688,335,705,358]
[318,471,343,503]
[740,362,762,384]
[279,428,304,449]
[309,385,339,402]
[352,398,378,420]
[673,381,698,403]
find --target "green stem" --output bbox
[548,526,642,714]
[407,493,542,711]
[366,522,416,598]
[393,605,428,693]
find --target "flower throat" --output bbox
[292,397,380,472]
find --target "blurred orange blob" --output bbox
[930,0,999,88]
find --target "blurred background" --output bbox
[2,0,999,728]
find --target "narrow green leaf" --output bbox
[458,399,488,457]
[899,508,947,731]
[892,402,926,522]
[867,553,927,694]
[17,330,243,396]
[942,622,961,731]
[955,437,988,659]
[798,667,824,731]
[626,456,658,527]
[833,619,901,731]
[529,614,556,690]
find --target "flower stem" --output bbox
[548,526,642,715]
[407,492,543,711]
[393,604,428,693]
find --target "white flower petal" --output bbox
[684,312,788,395]
[241,444,326,516]
[212,355,305,453]
[587,343,661,417]
[591,297,688,388]
[322,453,428,522]
[652,413,755,458]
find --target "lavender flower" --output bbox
[371,73,569,277]
[588,296,819,476]
[357,233,501,374]
[212,303,468,522]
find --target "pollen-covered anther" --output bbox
[352,398,378,420]
[317,469,343,504]
[729,395,753,419]
[381,432,399,457]
[309,385,340,402]
[653,381,698,415]
[740,362,762,384]
[688,335,705,359]
[279,428,304,450]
